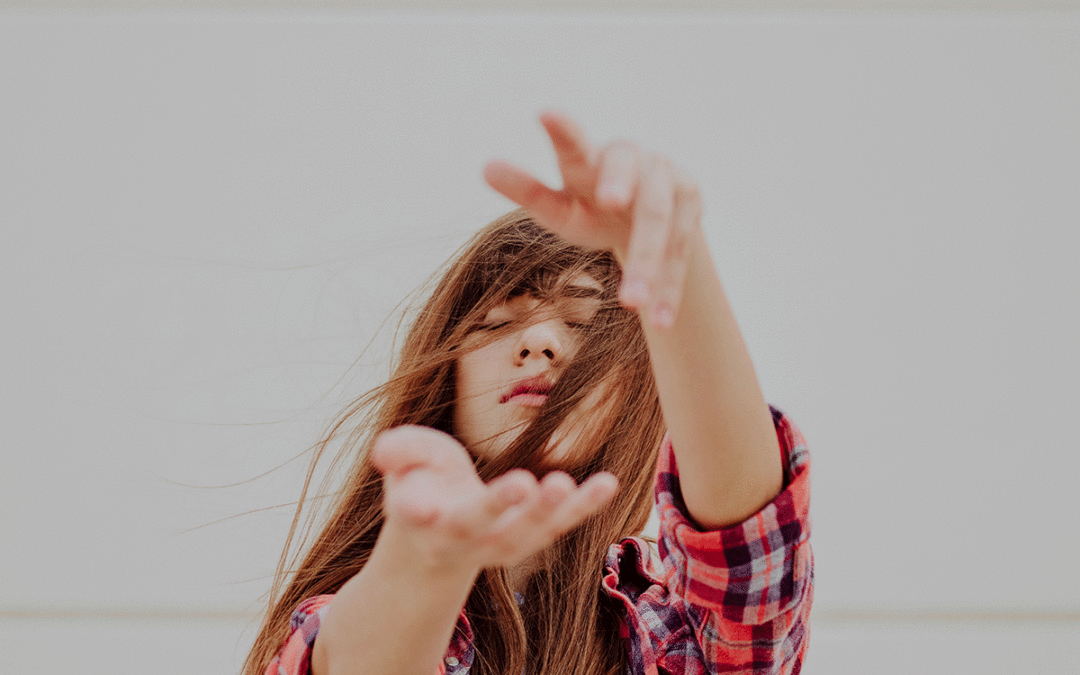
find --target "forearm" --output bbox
[312,523,479,675]
[640,229,782,530]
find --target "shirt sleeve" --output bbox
[654,406,813,672]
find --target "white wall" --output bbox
[2,8,1078,673]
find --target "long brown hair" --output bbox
[243,209,665,675]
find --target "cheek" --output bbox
[453,341,505,431]
[456,341,502,392]
[453,354,481,425]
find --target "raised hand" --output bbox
[370,425,619,573]
[484,112,703,329]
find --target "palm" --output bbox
[377,428,486,528]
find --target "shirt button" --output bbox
[445,656,460,667]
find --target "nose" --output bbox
[514,320,566,366]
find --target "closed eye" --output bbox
[481,321,511,332]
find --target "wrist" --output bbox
[316,519,482,675]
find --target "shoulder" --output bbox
[263,595,335,675]
[290,595,334,631]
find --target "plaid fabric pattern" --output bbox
[265,595,331,675]
[265,408,812,675]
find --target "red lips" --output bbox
[500,375,554,403]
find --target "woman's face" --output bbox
[452,272,609,465]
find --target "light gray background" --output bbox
[2,7,1078,674]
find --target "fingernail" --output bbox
[654,303,675,329]
[620,276,648,305]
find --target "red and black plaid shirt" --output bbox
[266,407,812,675]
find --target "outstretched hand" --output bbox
[371,425,618,573]
[484,112,703,329]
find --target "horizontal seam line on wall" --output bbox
[0,609,258,620]
[813,610,1080,624]
[3,609,1080,623]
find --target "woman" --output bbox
[245,112,812,675]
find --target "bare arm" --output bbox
[636,228,781,529]
[312,524,478,675]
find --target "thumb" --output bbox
[370,425,460,479]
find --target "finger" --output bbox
[539,111,598,196]
[595,141,641,210]
[536,471,577,515]
[580,471,619,502]
[491,471,612,543]
[480,469,538,522]
[484,160,575,227]
[621,156,675,312]
[370,425,452,478]
[441,470,539,541]
[482,472,618,556]
[501,471,575,537]
[650,169,701,329]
